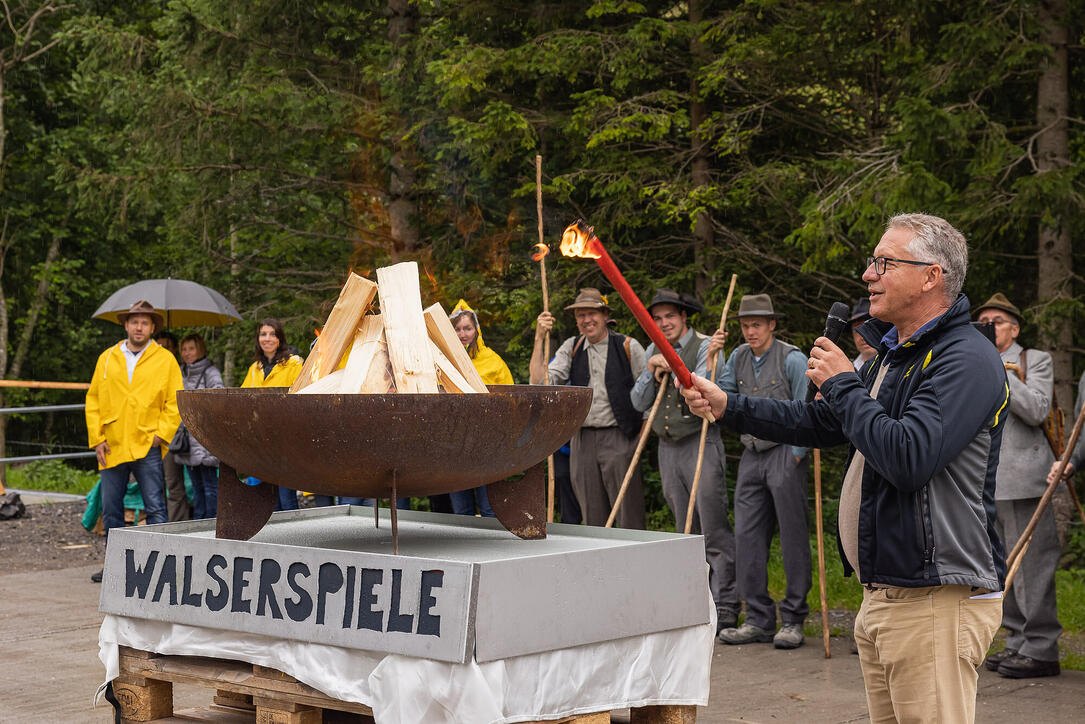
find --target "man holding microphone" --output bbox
[681,213,1007,723]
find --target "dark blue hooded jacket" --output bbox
[721,294,1008,590]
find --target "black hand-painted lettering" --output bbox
[151,553,178,605]
[256,559,283,619]
[342,566,356,629]
[231,557,255,613]
[387,569,414,633]
[124,549,159,599]
[316,562,344,625]
[181,555,202,607]
[417,570,443,636]
[205,555,229,611]
[285,562,313,622]
[357,568,383,631]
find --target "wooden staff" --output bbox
[814,448,831,658]
[536,154,558,523]
[606,380,667,528]
[684,274,738,534]
[1005,395,1085,592]
[0,380,90,390]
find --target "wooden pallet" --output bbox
[113,646,696,723]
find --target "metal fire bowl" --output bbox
[177,386,591,498]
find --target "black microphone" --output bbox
[805,301,852,402]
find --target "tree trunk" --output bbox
[689,0,714,301]
[1035,0,1071,406]
[1034,0,1073,544]
[386,0,420,256]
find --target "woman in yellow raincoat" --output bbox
[447,300,514,517]
[241,318,305,511]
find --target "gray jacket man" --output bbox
[707,293,810,650]
[975,294,1060,678]
[631,288,738,632]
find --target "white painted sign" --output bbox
[99,529,478,663]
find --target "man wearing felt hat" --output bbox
[631,288,739,633]
[530,287,647,528]
[975,293,1061,678]
[85,300,183,583]
[703,292,811,649]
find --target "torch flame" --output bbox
[531,243,550,262]
[559,220,601,259]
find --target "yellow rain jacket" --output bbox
[85,341,183,469]
[240,354,305,388]
[451,299,514,385]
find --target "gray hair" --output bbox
[886,213,968,301]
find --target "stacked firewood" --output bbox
[289,262,489,395]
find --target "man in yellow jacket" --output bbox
[85,300,183,582]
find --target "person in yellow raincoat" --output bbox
[85,300,182,582]
[447,300,514,517]
[241,318,305,510]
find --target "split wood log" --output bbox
[339,315,386,394]
[295,369,347,395]
[431,339,481,393]
[424,303,489,393]
[359,335,395,393]
[378,262,439,393]
[290,272,378,392]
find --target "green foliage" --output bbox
[8,460,98,495]
[1,0,1084,546]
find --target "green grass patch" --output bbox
[5,460,98,496]
[1056,569,1085,632]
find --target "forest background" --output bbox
[1,0,1083,549]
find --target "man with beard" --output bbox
[530,288,646,528]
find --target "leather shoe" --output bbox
[715,611,738,636]
[773,623,805,650]
[996,653,1060,679]
[719,622,774,645]
[90,569,103,583]
[984,648,1017,672]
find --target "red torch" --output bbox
[559,220,696,392]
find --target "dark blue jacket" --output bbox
[721,294,1008,590]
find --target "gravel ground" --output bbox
[1,499,106,574]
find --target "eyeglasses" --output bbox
[865,256,936,275]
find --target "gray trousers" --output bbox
[570,426,644,529]
[659,430,738,616]
[735,444,810,630]
[996,498,1061,660]
[162,451,189,522]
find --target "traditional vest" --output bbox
[652,331,706,442]
[731,338,799,452]
[569,330,641,439]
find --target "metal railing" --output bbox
[0,380,94,465]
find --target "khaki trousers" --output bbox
[570,426,644,529]
[854,584,1003,723]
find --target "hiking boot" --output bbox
[996,654,1060,679]
[90,569,103,583]
[774,623,805,650]
[715,610,738,636]
[984,648,1017,672]
[719,622,774,645]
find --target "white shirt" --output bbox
[120,341,149,383]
